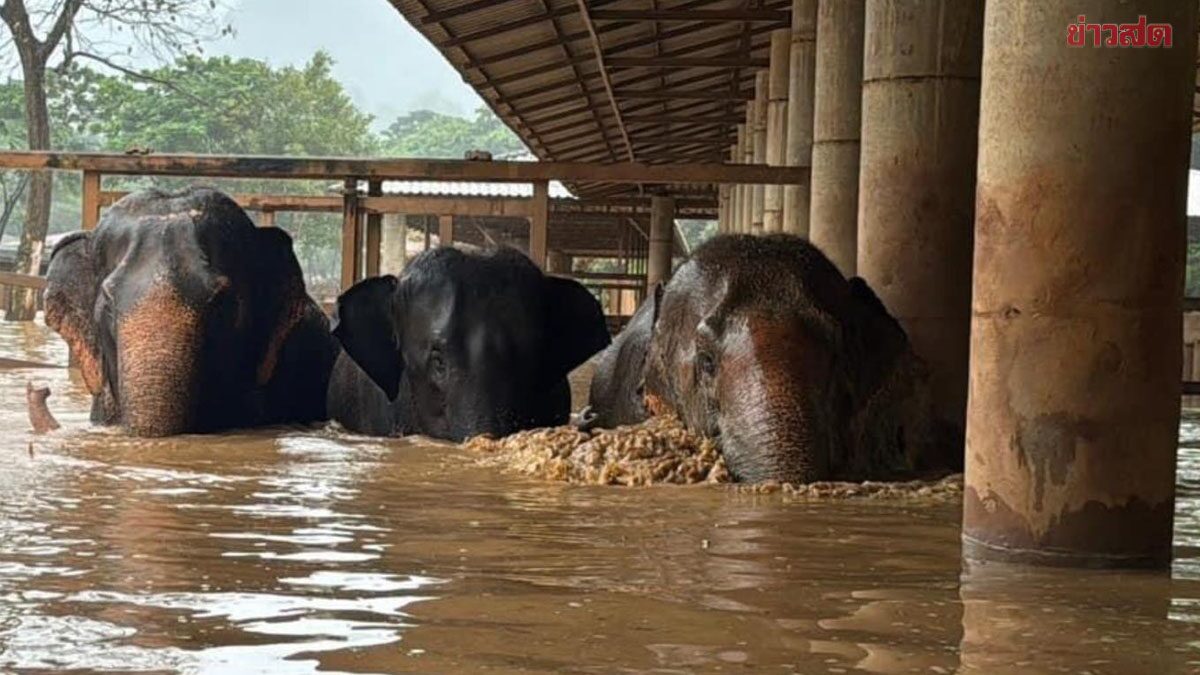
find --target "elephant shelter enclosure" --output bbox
[0,319,1198,672]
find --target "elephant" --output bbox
[586,234,961,484]
[328,245,611,441]
[43,186,337,436]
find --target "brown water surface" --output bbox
[1,321,1198,674]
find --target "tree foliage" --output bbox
[379,107,524,159]
[1,51,529,287]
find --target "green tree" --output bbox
[379,106,525,158]
[0,0,228,320]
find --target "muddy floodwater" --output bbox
[0,322,1198,674]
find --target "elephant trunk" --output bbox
[116,282,204,437]
[714,318,836,484]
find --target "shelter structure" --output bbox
[0,0,1197,572]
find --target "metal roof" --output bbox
[380,178,574,198]
[386,0,790,198]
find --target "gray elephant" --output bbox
[328,245,611,440]
[587,234,961,483]
[43,187,336,436]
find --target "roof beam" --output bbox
[589,9,791,22]
[575,0,635,162]
[606,56,769,69]
[0,150,811,186]
[613,88,753,101]
[419,0,522,25]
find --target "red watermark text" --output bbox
[1067,15,1172,48]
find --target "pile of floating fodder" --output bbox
[465,414,729,486]
[731,473,963,501]
[465,415,962,500]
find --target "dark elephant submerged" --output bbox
[329,246,610,440]
[588,234,961,483]
[44,187,336,436]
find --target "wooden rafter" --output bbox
[575,0,635,162]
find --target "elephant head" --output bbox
[331,246,610,441]
[589,234,960,483]
[44,187,334,436]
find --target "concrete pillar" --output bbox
[782,0,817,237]
[808,0,865,276]
[763,28,791,234]
[858,0,983,433]
[380,213,408,275]
[647,196,675,290]
[731,135,744,233]
[750,71,769,235]
[740,109,755,233]
[963,0,1195,569]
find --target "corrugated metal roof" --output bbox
[386,0,790,199]
[380,179,574,198]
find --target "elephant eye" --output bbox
[697,350,717,379]
[428,349,447,380]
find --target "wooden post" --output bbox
[764,29,792,234]
[717,183,730,233]
[258,210,276,228]
[783,0,818,236]
[438,214,454,245]
[81,170,101,231]
[423,216,432,251]
[647,196,675,290]
[529,180,550,268]
[340,178,361,292]
[751,71,768,235]
[365,180,383,277]
[380,213,408,275]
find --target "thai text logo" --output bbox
[1067,15,1172,47]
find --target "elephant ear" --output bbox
[541,275,611,383]
[843,276,910,403]
[252,226,321,386]
[332,275,403,400]
[44,232,103,394]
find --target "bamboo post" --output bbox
[763,29,791,233]
[751,71,769,235]
[529,179,550,268]
[783,0,818,236]
[81,170,101,231]
[365,180,383,277]
[339,178,361,291]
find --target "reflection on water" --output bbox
[1,319,1199,673]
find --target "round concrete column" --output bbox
[963,0,1196,568]
[808,0,864,276]
[763,29,791,234]
[858,0,984,433]
[782,0,817,237]
[647,196,675,290]
[750,71,769,235]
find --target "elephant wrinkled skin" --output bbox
[43,187,336,436]
[587,234,961,484]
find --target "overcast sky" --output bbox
[207,0,483,124]
[2,0,484,126]
[206,0,484,125]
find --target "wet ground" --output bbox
[0,321,1198,674]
